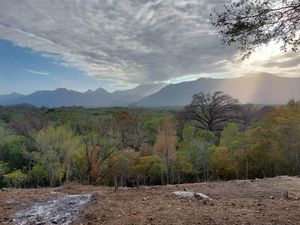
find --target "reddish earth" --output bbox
[1,176,300,225]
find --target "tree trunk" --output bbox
[114,175,118,192]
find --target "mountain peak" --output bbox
[94,87,108,93]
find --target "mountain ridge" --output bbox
[1,75,300,107]
[138,74,300,106]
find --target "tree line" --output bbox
[0,92,300,188]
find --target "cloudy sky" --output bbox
[0,0,299,94]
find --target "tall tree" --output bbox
[35,125,79,186]
[237,104,259,132]
[178,125,216,182]
[113,107,149,149]
[182,91,239,136]
[211,0,300,58]
[77,118,114,184]
[154,116,177,184]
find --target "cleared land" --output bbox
[1,176,300,225]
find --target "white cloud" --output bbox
[24,69,50,76]
[0,0,297,87]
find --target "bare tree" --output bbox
[211,0,300,58]
[7,112,47,144]
[237,104,259,132]
[182,91,239,135]
[76,118,114,185]
[113,107,149,149]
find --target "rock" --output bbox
[14,194,91,225]
[172,191,213,204]
[270,196,274,199]
[193,192,213,202]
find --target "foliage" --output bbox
[28,165,49,187]
[211,0,300,58]
[4,170,28,188]
[178,125,216,181]
[1,99,300,188]
[35,125,80,186]
[211,147,236,180]
[154,116,177,184]
[137,155,164,185]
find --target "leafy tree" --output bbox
[4,170,28,188]
[108,148,139,190]
[220,123,252,179]
[211,147,236,180]
[247,126,285,177]
[28,165,49,187]
[35,125,80,186]
[178,125,216,181]
[0,139,26,170]
[137,155,164,185]
[262,101,300,175]
[211,0,300,58]
[0,161,6,187]
[0,162,6,177]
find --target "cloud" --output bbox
[24,69,50,76]
[0,0,298,87]
[0,0,237,85]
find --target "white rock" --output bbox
[172,191,212,201]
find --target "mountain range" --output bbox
[1,74,300,107]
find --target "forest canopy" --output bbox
[1,94,300,188]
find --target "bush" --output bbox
[28,165,49,187]
[4,170,28,188]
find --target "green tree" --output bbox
[0,161,6,187]
[220,123,261,179]
[28,165,49,187]
[4,170,28,188]
[178,125,216,181]
[137,155,164,185]
[35,125,80,186]
[211,147,236,180]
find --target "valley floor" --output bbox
[1,176,300,225]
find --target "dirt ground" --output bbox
[1,176,300,225]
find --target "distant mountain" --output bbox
[0,83,165,107]
[111,83,166,105]
[138,74,300,106]
[0,92,25,103]
[2,75,300,107]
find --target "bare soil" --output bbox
[1,176,300,225]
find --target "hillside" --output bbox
[138,74,300,106]
[1,176,300,225]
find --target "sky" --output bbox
[0,0,299,95]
